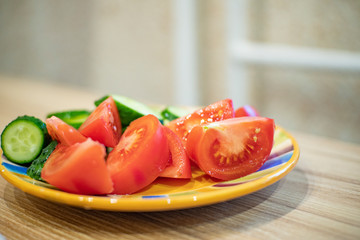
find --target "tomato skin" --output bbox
[166,99,234,145]
[41,138,113,195]
[159,127,192,179]
[107,114,169,195]
[79,96,121,148]
[184,125,203,166]
[186,117,275,180]
[235,105,259,117]
[46,116,87,145]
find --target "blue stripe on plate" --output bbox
[142,195,168,199]
[2,162,28,175]
[258,151,294,171]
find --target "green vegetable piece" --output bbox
[46,110,91,129]
[1,115,49,164]
[161,106,191,121]
[95,95,162,128]
[27,140,57,181]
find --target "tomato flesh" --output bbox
[186,117,275,180]
[107,114,169,195]
[46,116,87,145]
[41,138,113,195]
[159,127,192,179]
[79,96,121,148]
[235,105,259,117]
[166,99,234,145]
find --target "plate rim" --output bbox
[0,126,300,212]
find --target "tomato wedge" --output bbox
[159,127,192,179]
[166,99,234,145]
[235,105,259,117]
[46,116,87,145]
[41,138,113,195]
[107,114,169,195]
[186,117,275,180]
[79,96,121,148]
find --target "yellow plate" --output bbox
[0,126,299,212]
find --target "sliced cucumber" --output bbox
[1,116,49,164]
[95,95,162,127]
[46,110,91,129]
[27,140,57,181]
[161,106,192,121]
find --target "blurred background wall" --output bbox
[0,0,359,143]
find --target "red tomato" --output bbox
[41,138,113,195]
[166,99,234,145]
[235,105,259,117]
[107,114,169,195]
[46,116,87,145]
[186,117,275,180]
[79,96,121,148]
[159,127,192,179]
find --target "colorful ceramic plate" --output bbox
[0,126,299,212]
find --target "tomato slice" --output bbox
[41,138,113,195]
[235,105,259,117]
[46,116,87,145]
[166,99,234,145]
[79,96,121,148]
[107,114,169,195]
[186,117,275,180]
[159,127,192,179]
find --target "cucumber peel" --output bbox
[95,95,163,128]
[27,140,57,181]
[161,106,192,122]
[46,110,91,129]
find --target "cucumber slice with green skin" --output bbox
[27,140,57,181]
[1,116,49,164]
[161,106,192,121]
[46,110,91,129]
[95,95,163,128]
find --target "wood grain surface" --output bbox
[0,77,359,240]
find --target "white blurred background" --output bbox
[0,0,359,143]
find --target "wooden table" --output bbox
[0,77,359,240]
